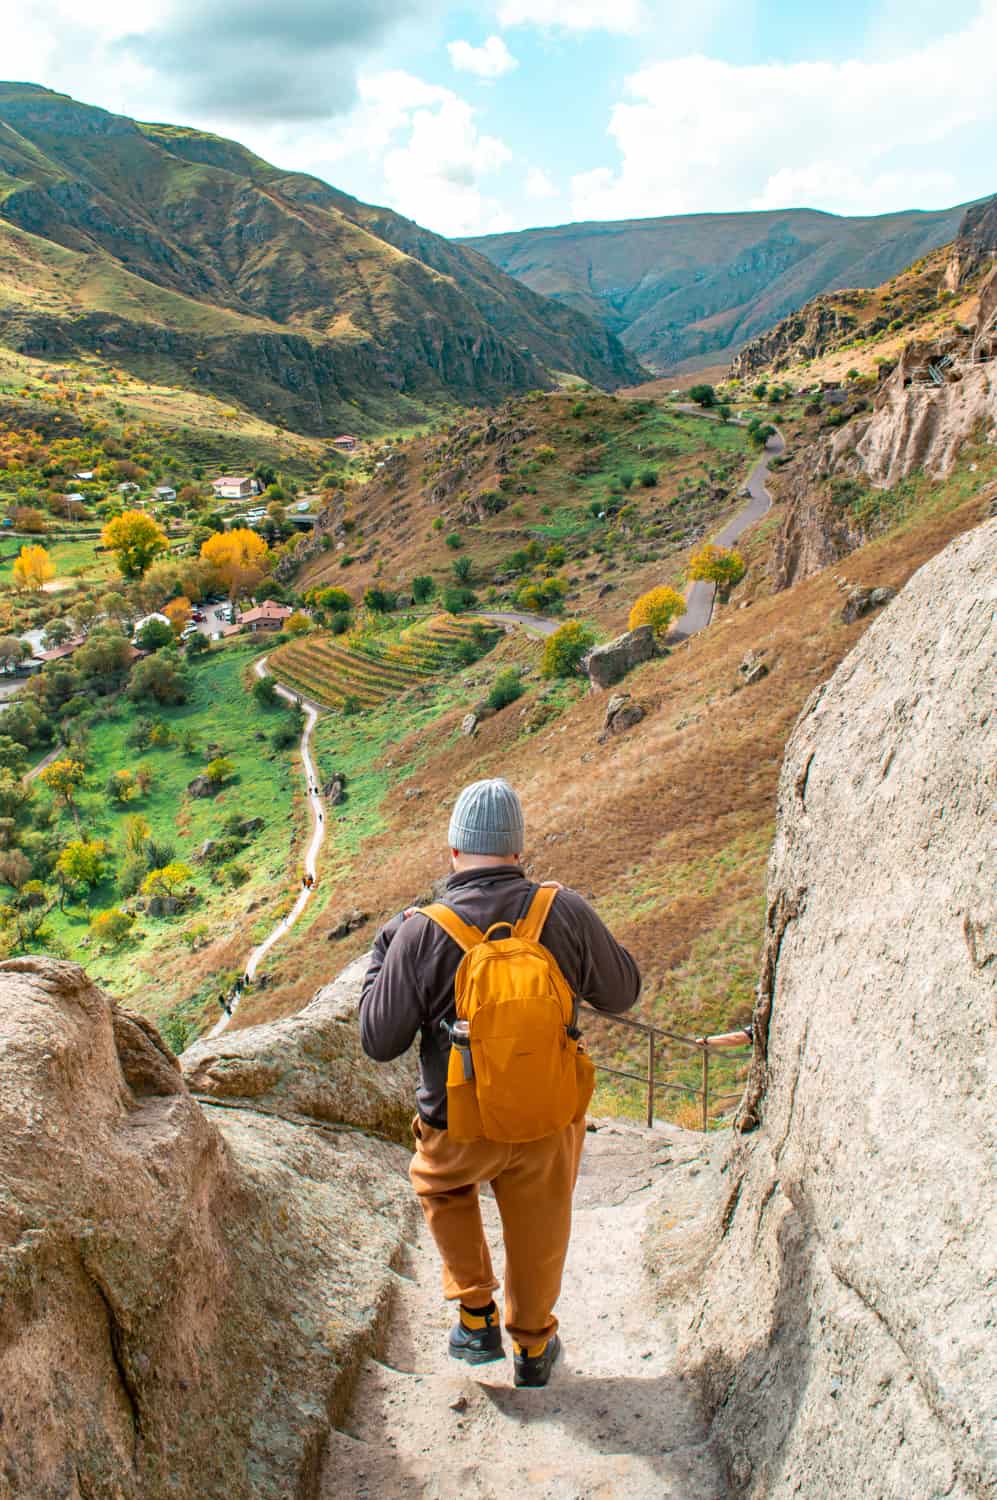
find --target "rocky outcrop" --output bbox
[182,954,415,1141]
[0,954,415,1500]
[854,336,997,490]
[728,296,859,378]
[583,625,656,690]
[942,195,997,291]
[672,520,996,1498]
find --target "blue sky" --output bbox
[8,0,996,236]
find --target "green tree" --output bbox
[0,736,27,775]
[541,622,596,680]
[442,586,478,615]
[412,575,435,603]
[445,531,462,549]
[128,653,189,705]
[452,555,473,583]
[689,383,717,408]
[315,586,352,613]
[136,617,174,652]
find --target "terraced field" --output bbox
[267,614,496,709]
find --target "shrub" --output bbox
[329,610,351,635]
[639,468,658,488]
[431,517,444,532]
[141,861,193,899]
[253,675,279,708]
[541,622,596,680]
[445,531,462,550]
[342,695,362,716]
[223,862,250,888]
[619,470,634,490]
[316,586,352,612]
[534,444,557,464]
[205,756,234,785]
[487,668,524,712]
[452,556,473,582]
[628,585,686,639]
[90,907,135,948]
[284,611,312,636]
[442,586,479,615]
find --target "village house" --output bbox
[38,637,86,663]
[236,600,294,634]
[212,475,259,500]
[332,435,357,452]
[72,470,95,482]
[155,485,177,502]
[117,481,140,496]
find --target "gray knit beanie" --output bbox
[448,778,525,856]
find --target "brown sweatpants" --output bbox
[408,1117,586,1349]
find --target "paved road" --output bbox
[479,609,561,638]
[209,656,326,1037]
[669,426,784,643]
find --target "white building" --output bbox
[155,486,177,502]
[212,475,258,500]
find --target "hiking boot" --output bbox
[448,1303,504,1366]
[513,1333,562,1388]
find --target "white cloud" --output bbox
[525,166,558,199]
[497,0,644,34]
[448,35,518,78]
[380,88,513,234]
[571,2,997,220]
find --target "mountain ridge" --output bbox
[464,200,978,371]
[0,83,643,434]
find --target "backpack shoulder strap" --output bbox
[516,884,557,944]
[421,904,485,953]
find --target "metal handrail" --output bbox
[581,1001,751,1131]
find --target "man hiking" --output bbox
[360,778,640,1387]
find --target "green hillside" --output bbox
[0,83,642,437]
[464,201,975,371]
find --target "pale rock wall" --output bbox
[0,955,416,1500]
[672,520,996,1499]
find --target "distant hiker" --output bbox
[360,778,640,1388]
[217,993,229,1015]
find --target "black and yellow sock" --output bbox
[459,1300,497,1330]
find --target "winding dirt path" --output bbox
[209,657,326,1038]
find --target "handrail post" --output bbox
[646,1030,655,1129]
[701,1045,709,1133]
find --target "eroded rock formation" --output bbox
[0,955,415,1500]
[671,520,996,1498]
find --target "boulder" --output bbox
[737,648,770,686]
[327,908,370,940]
[583,625,656,690]
[600,692,647,740]
[182,955,416,1142]
[238,816,265,836]
[839,584,896,624]
[194,838,217,862]
[324,774,347,805]
[0,956,414,1500]
[186,774,216,799]
[460,713,478,737]
[672,520,996,1499]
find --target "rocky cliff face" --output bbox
[0,954,416,1500]
[671,520,996,1498]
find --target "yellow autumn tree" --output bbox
[12,544,55,592]
[102,510,169,578]
[628,586,686,640]
[686,544,746,597]
[164,596,192,636]
[200,528,270,598]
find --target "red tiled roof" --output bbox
[239,600,293,625]
[38,637,85,662]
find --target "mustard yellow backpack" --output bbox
[421,885,595,1143]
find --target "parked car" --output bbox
[190,609,205,621]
